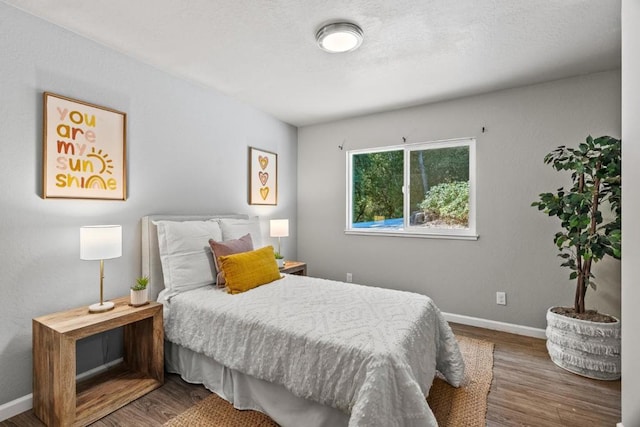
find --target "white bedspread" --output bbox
[162,274,465,427]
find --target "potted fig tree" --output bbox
[532,135,621,380]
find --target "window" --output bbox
[346,138,477,239]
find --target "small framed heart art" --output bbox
[248,146,277,205]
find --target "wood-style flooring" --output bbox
[1,323,621,426]
[453,323,620,426]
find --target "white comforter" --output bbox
[162,274,465,427]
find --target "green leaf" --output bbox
[532,135,621,301]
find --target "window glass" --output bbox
[347,138,476,239]
[408,146,470,229]
[351,149,403,230]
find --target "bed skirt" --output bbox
[165,340,350,427]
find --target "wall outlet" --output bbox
[346,273,353,283]
[496,291,506,305]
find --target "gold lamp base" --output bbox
[89,301,114,313]
[88,259,115,313]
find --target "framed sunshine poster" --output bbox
[42,92,127,200]
[248,146,277,205]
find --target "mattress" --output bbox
[161,273,465,427]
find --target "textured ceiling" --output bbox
[3,0,621,126]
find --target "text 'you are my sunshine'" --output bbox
[54,107,117,191]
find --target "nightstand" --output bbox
[32,296,163,427]
[280,260,307,276]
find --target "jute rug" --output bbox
[427,336,494,426]
[164,335,494,427]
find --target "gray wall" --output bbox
[298,70,621,330]
[622,0,639,425]
[0,4,297,405]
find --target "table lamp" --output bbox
[80,225,122,313]
[269,219,289,256]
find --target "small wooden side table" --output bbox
[32,296,163,427]
[280,260,307,276]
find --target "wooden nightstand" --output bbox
[280,260,307,276]
[32,296,163,427]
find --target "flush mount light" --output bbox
[316,22,364,53]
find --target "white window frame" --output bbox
[345,137,477,240]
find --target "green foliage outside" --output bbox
[409,146,469,207]
[419,181,469,225]
[352,150,404,223]
[531,135,621,314]
[352,145,470,226]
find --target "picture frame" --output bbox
[248,146,277,205]
[42,92,127,200]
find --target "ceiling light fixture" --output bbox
[316,22,364,53]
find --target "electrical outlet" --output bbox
[496,291,506,305]
[346,273,353,283]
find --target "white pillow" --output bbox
[154,220,223,294]
[219,217,263,248]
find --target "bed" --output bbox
[141,214,465,427]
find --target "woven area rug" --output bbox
[164,335,494,427]
[427,336,494,426]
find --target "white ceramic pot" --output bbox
[130,288,148,306]
[276,258,285,268]
[546,307,620,380]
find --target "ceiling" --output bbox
[4,0,621,126]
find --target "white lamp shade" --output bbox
[80,225,122,260]
[270,219,289,238]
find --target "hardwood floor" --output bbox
[451,323,620,427]
[1,323,620,426]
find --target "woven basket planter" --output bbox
[546,307,620,380]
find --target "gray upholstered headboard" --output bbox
[141,214,249,300]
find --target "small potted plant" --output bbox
[130,276,149,306]
[274,252,285,268]
[532,135,621,380]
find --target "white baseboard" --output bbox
[0,394,32,422]
[0,357,123,422]
[443,312,547,339]
[75,357,124,382]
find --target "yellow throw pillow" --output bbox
[218,245,282,294]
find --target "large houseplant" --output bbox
[532,135,621,380]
